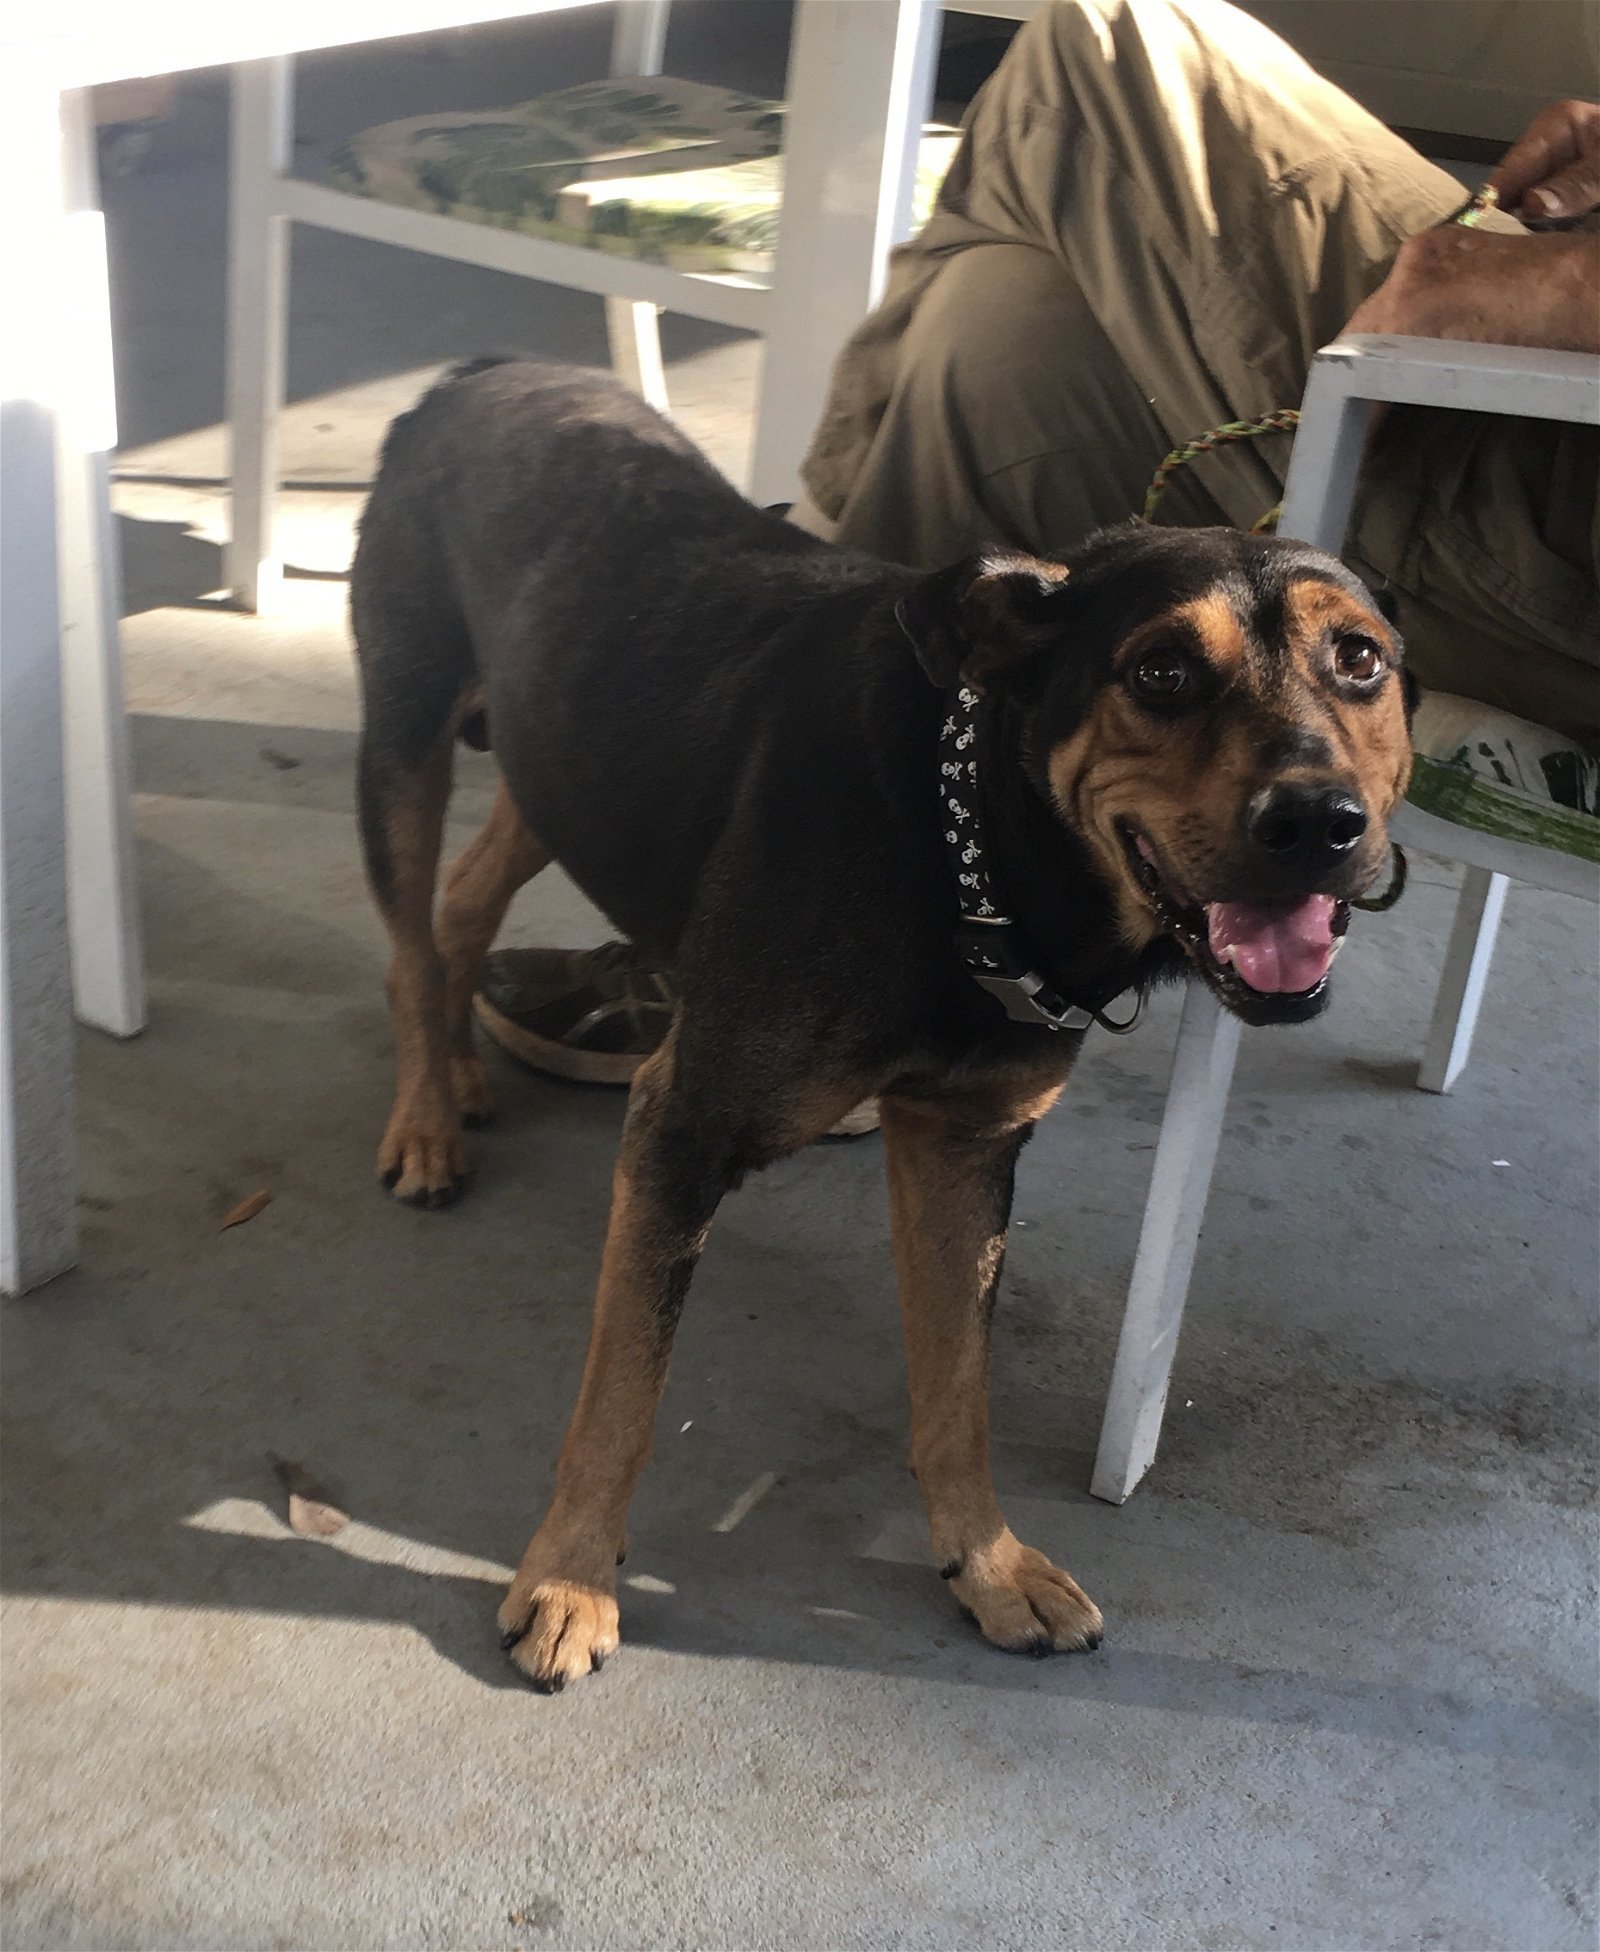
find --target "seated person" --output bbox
[475,0,1599,1088]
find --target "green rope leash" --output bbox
[1140,182,1501,533]
[1140,408,1301,526]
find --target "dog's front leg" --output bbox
[499,1036,729,1690]
[881,1091,1103,1657]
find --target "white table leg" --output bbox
[225,58,292,611]
[604,0,672,415]
[748,0,941,506]
[610,0,669,75]
[1091,985,1241,1504]
[1416,865,1508,1095]
[2,66,79,1293]
[57,89,146,1039]
[605,296,670,415]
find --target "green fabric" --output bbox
[329,77,959,279]
[565,138,962,275]
[1407,690,1600,863]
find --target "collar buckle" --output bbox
[955,922,1094,1033]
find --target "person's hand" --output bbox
[1344,228,1599,353]
[1340,98,1600,357]
[1489,98,1600,223]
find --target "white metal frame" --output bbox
[1090,335,1600,1506]
[225,0,944,606]
[1,78,146,1296]
[602,1,678,416]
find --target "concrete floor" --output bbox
[3,12,1597,1949]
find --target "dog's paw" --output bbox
[498,1564,620,1693]
[948,1531,1102,1656]
[451,1053,496,1128]
[377,1105,468,1208]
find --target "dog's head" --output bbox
[902,525,1415,1027]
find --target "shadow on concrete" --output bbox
[4,686,1594,1833]
[4,1418,1594,1770]
[2,812,1593,1772]
[118,513,226,617]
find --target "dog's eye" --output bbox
[1130,649,1192,699]
[1335,635,1384,683]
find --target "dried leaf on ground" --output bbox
[221,1189,271,1231]
[268,1452,349,1536]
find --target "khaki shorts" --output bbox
[801,0,1598,743]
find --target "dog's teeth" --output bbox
[1328,935,1345,960]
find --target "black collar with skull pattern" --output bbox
[939,682,1099,1033]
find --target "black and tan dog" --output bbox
[353,358,1413,1691]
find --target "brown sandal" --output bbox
[474,941,881,1134]
[473,942,674,1085]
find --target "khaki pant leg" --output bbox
[1350,417,1600,745]
[804,0,1597,741]
[829,240,1233,567]
[804,0,1495,533]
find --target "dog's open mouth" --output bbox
[1120,825,1349,1024]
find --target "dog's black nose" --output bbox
[1248,784,1368,868]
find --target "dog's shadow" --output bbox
[9,850,1586,1775]
[127,1483,1588,1768]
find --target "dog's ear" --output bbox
[897,552,1072,692]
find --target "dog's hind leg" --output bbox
[359,723,469,1206]
[435,777,552,1124]
[881,1082,1104,1657]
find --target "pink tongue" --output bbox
[1206,894,1337,994]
